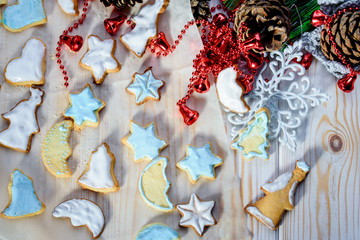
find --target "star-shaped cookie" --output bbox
[126,68,165,105]
[177,193,216,236]
[177,143,223,184]
[122,121,167,162]
[63,84,105,131]
[80,35,120,84]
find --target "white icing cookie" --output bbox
[120,0,169,57]
[57,0,78,15]
[4,38,46,86]
[52,199,105,239]
[0,87,44,153]
[80,35,120,84]
[78,143,119,193]
[216,67,249,114]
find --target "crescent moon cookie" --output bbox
[126,67,165,105]
[231,107,271,161]
[80,35,120,85]
[2,0,47,32]
[0,87,44,153]
[139,157,174,212]
[63,84,105,131]
[78,143,119,193]
[120,0,169,57]
[245,160,310,230]
[176,143,223,184]
[57,0,78,15]
[176,193,216,237]
[42,120,74,178]
[52,199,105,239]
[1,169,46,219]
[4,38,46,86]
[122,121,168,162]
[136,223,180,240]
[216,67,249,113]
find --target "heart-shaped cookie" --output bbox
[4,38,46,86]
[2,0,47,32]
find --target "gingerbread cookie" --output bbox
[57,0,78,15]
[42,120,74,178]
[53,199,105,239]
[216,66,249,113]
[0,87,44,153]
[177,143,223,184]
[139,157,174,212]
[231,107,271,161]
[80,35,120,84]
[126,67,165,105]
[4,38,46,86]
[122,121,167,162]
[63,84,105,131]
[245,160,310,230]
[136,223,180,240]
[78,143,119,193]
[1,169,45,219]
[120,0,169,57]
[176,193,216,236]
[2,0,47,32]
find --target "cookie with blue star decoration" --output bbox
[126,68,165,105]
[231,107,270,161]
[177,143,223,184]
[63,84,105,131]
[122,121,168,162]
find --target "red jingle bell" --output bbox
[293,53,313,70]
[212,13,228,27]
[152,32,171,51]
[179,104,199,125]
[193,75,211,93]
[60,35,83,52]
[338,72,357,93]
[311,10,329,27]
[244,51,264,70]
[238,74,255,93]
[104,14,127,35]
[243,33,264,52]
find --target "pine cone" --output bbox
[100,0,143,9]
[321,10,360,66]
[191,0,212,21]
[234,0,291,52]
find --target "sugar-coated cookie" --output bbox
[4,38,46,86]
[216,66,249,113]
[78,143,119,193]
[231,107,271,161]
[0,87,44,153]
[122,121,167,162]
[176,193,216,237]
[245,160,310,230]
[1,169,45,219]
[120,0,169,57]
[177,143,223,184]
[126,67,165,105]
[139,157,174,212]
[136,223,181,240]
[52,199,105,239]
[2,0,47,32]
[57,0,78,15]
[42,120,74,178]
[80,35,120,84]
[63,84,105,131]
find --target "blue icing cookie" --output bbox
[126,68,165,105]
[176,143,223,184]
[122,121,167,162]
[1,169,45,218]
[64,84,105,130]
[136,223,180,240]
[2,0,47,32]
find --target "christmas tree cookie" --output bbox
[1,169,45,219]
[231,107,270,160]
